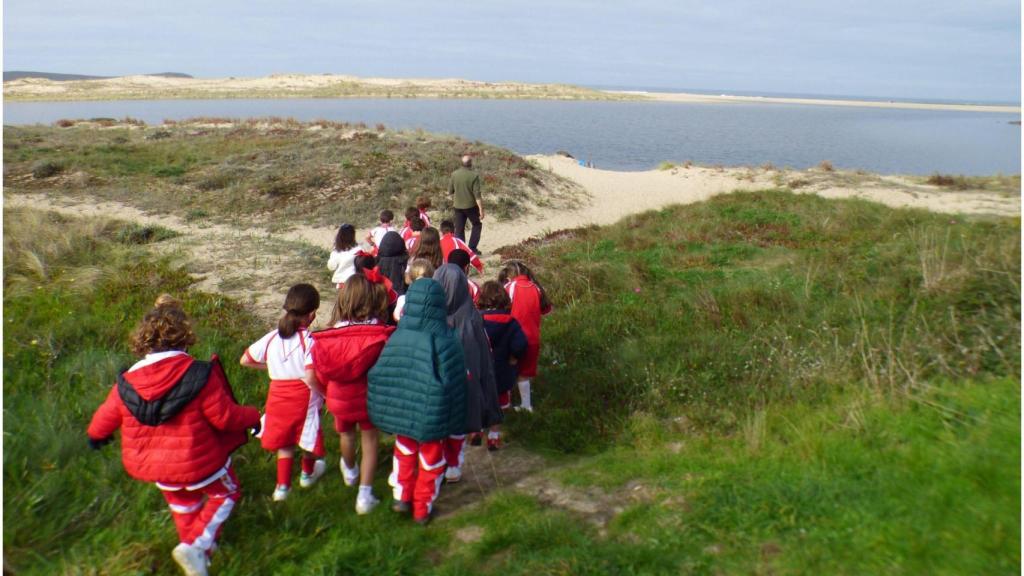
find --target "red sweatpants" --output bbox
[160,467,241,553]
[444,434,466,470]
[393,435,445,521]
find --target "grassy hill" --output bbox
[3,120,584,230]
[3,191,1018,574]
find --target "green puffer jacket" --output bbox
[367,278,467,441]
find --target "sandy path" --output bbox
[9,156,1018,308]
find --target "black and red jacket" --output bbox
[480,310,528,395]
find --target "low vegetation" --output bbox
[3,191,1019,573]
[924,172,1021,194]
[3,120,584,229]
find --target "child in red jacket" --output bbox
[311,275,395,515]
[499,261,552,412]
[87,295,260,576]
[240,284,325,502]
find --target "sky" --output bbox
[3,0,1021,103]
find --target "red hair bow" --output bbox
[362,268,387,285]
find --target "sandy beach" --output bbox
[5,73,1020,114]
[625,90,1021,114]
[479,155,1020,252]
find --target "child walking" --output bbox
[312,275,395,515]
[446,249,480,304]
[368,278,467,524]
[393,258,436,323]
[328,224,366,288]
[499,261,552,412]
[240,284,326,502]
[87,295,260,576]
[477,281,528,450]
[376,231,409,296]
[415,195,433,227]
[434,264,501,482]
[439,220,484,273]
[367,209,395,254]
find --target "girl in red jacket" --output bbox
[499,261,552,412]
[240,284,325,502]
[87,295,260,576]
[311,275,395,514]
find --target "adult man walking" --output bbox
[449,155,484,255]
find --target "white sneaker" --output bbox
[513,405,534,413]
[355,493,380,515]
[172,543,209,576]
[300,459,327,488]
[341,458,360,487]
[445,466,462,483]
[272,484,290,501]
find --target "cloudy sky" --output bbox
[4,0,1020,102]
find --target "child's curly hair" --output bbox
[130,294,197,356]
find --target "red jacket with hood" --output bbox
[87,353,260,485]
[311,324,395,424]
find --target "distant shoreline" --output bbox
[3,73,1019,114]
[614,90,1021,114]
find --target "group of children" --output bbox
[86,202,551,576]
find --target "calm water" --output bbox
[4,99,1020,175]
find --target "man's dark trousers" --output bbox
[453,206,482,253]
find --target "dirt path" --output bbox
[8,157,1017,317]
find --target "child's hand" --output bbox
[87,436,112,450]
[249,417,262,437]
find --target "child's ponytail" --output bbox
[278,284,321,338]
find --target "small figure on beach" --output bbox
[449,155,485,255]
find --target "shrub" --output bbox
[818,160,835,172]
[31,160,64,179]
[54,119,75,128]
[657,161,676,171]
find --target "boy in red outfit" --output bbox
[499,261,552,412]
[439,220,484,273]
[87,295,260,576]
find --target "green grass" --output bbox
[3,121,583,229]
[507,191,1020,452]
[3,191,1019,574]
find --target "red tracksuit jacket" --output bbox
[311,323,395,425]
[87,353,260,485]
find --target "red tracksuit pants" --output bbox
[392,436,445,521]
[160,466,241,553]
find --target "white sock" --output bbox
[358,485,374,499]
[518,379,532,409]
[488,431,500,440]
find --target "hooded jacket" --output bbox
[367,279,467,441]
[312,322,395,424]
[377,231,409,296]
[87,353,259,484]
[434,264,503,431]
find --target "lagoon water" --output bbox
[4,99,1020,175]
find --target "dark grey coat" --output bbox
[433,264,503,431]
